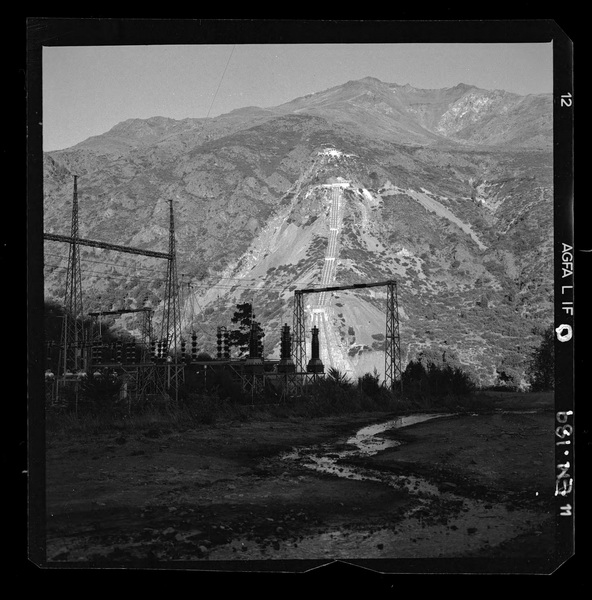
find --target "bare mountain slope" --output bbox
[43,77,553,387]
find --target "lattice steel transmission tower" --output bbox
[60,175,85,374]
[140,306,153,348]
[292,280,402,396]
[292,291,307,374]
[159,198,183,399]
[161,198,181,352]
[384,280,402,393]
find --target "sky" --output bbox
[42,42,553,152]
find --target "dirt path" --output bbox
[44,396,559,571]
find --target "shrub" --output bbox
[527,325,555,391]
[358,369,382,399]
[326,367,353,388]
[402,357,475,400]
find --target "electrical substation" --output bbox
[43,176,402,411]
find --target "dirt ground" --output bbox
[42,391,564,573]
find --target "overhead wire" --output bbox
[44,262,168,286]
[45,262,318,295]
[206,45,235,119]
[44,251,169,275]
[45,254,313,289]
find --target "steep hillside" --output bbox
[43,77,553,387]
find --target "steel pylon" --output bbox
[59,175,85,374]
[385,280,402,394]
[160,198,183,401]
[292,291,306,373]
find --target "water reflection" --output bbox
[281,413,451,494]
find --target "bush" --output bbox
[358,369,382,399]
[402,358,475,400]
[527,325,554,391]
[326,367,353,388]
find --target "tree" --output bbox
[228,302,265,357]
[527,325,554,391]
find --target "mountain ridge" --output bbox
[43,77,554,388]
[54,77,551,158]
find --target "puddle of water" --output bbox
[347,413,451,455]
[281,413,453,494]
[208,412,549,561]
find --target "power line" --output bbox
[45,262,305,293]
[183,282,303,293]
[44,263,169,285]
[44,252,169,275]
[47,255,313,283]
[47,251,315,285]
[47,260,362,295]
[47,254,350,293]
[206,45,235,119]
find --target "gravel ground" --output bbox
[41,392,565,573]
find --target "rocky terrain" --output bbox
[43,77,553,386]
[44,392,558,569]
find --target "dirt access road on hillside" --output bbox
[43,393,561,573]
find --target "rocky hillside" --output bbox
[43,77,553,387]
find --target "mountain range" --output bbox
[43,76,554,387]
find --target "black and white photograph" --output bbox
[26,19,575,576]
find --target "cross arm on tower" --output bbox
[296,280,396,295]
[43,232,172,260]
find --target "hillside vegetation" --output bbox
[43,78,553,388]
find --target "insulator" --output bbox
[280,323,292,359]
[190,332,198,359]
[310,326,320,361]
[125,344,136,364]
[91,345,101,362]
